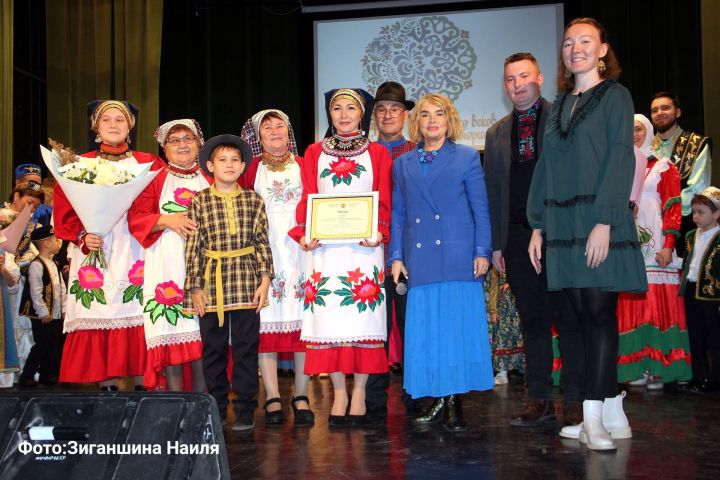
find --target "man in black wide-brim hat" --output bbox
[365,81,419,421]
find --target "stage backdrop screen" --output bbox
[313,3,564,149]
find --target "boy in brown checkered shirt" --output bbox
[184,134,273,430]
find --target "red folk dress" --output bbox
[289,140,391,374]
[616,157,692,382]
[55,150,165,383]
[128,166,210,388]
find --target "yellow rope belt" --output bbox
[204,246,255,327]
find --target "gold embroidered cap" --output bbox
[90,100,136,132]
[700,186,720,209]
[329,88,366,114]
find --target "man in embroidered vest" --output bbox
[365,81,417,421]
[650,91,712,257]
[485,52,584,428]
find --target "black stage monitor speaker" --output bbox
[0,392,230,480]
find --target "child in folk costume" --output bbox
[679,187,720,394]
[290,88,391,427]
[18,226,65,387]
[184,135,273,430]
[240,109,314,425]
[128,119,210,391]
[616,114,691,388]
[54,100,165,389]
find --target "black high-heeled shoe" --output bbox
[328,414,348,427]
[348,414,368,427]
[291,396,315,426]
[413,397,445,424]
[442,395,467,432]
[264,398,284,425]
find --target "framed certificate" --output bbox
[305,192,379,244]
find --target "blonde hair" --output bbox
[408,94,463,143]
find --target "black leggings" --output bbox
[563,288,619,400]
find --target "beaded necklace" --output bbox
[321,132,370,158]
[417,147,439,164]
[98,142,133,161]
[167,161,200,179]
[260,151,294,172]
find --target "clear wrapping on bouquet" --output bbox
[40,144,160,266]
[0,204,33,254]
[40,144,159,236]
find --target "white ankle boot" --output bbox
[559,391,632,440]
[578,400,616,450]
[601,391,632,439]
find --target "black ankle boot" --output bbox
[442,395,467,432]
[413,397,445,424]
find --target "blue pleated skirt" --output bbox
[404,281,494,398]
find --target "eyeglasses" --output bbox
[375,107,406,118]
[166,135,197,146]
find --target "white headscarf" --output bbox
[634,114,655,158]
[251,109,291,140]
[154,119,204,146]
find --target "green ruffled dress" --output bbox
[527,80,647,293]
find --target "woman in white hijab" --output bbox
[615,113,691,390]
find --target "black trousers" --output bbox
[366,276,408,409]
[563,288,619,400]
[20,318,63,382]
[199,310,259,418]
[684,283,720,382]
[504,224,585,402]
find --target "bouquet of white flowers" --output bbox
[40,141,159,268]
[58,157,136,186]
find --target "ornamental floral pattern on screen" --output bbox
[361,16,476,101]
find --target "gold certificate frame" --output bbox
[305,192,379,244]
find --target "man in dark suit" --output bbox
[485,52,584,427]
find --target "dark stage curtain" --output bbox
[564,0,705,135]
[45,0,164,154]
[159,0,306,152]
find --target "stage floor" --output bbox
[223,372,720,479]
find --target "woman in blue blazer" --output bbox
[389,93,494,432]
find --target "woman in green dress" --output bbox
[527,17,647,451]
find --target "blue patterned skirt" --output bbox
[404,281,493,398]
